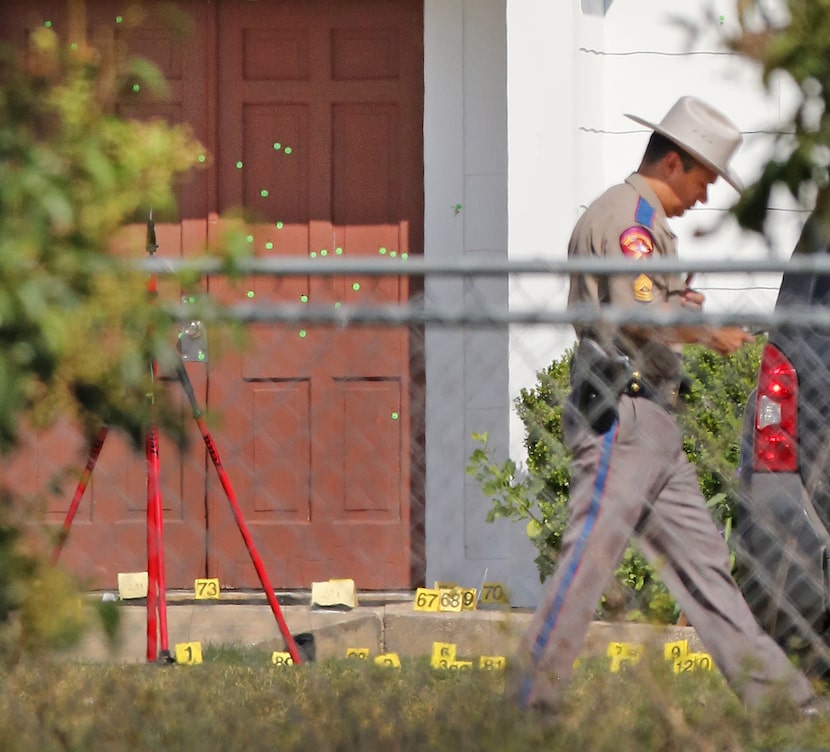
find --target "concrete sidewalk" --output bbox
[66,592,705,666]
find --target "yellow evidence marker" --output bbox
[414,587,440,612]
[460,588,477,611]
[479,582,509,606]
[374,653,401,668]
[607,642,642,673]
[437,588,464,612]
[175,642,203,665]
[431,642,457,669]
[117,572,148,600]
[673,652,715,673]
[194,578,220,599]
[310,578,357,609]
[663,639,689,662]
[479,656,507,671]
[271,652,294,666]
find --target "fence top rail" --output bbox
[141,254,830,278]
[171,301,830,329]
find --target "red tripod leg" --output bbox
[150,424,171,658]
[176,362,303,664]
[201,421,303,664]
[52,426,108,565]
[146,426,161,662]
[142,215,172,662]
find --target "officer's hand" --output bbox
[707,326,754,356]
[680,288,705,310]
[680,274,704,311]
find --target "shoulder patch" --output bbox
[619,226,654,259]
[635,197,655,228]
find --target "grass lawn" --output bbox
[0,646,827,751]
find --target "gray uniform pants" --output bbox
[510,393,814,710]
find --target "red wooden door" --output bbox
[0,1,212,587]
[0,0,423,590]
[208,0,423,589]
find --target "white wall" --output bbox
[423,0,540,607]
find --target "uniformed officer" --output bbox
[507,96,819,714]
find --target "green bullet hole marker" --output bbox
[391,412,399,420]
[352,282,361,292]
[284,146,293,155]
[260,189,269,198]
[379,247,387,255]
[334,301,341,308]
[246,290,255,298]
[198,154,206,163]
[132,83,140,93]
[276,221,284,230]
[246,235,254,243]
[115,15,123,23]
[298,330,307,339]
[188,296,196,304]
[310,251,317,258]
[335,247,343,255]
[390,251,397,258]
[265,241,273,250]
[300,294,308,303]
[70,42,78,50]
[401,253,408,259]
[198,352,206,361]
[236,161,243,169]
[273,143,282,151]
[321,249,328,256]
[44,20,52,28]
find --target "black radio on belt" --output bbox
[570,338,633,434]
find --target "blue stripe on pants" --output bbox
[518,420,618,709]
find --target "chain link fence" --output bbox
[16,252,830,674]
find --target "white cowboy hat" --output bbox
[625,96,744,191]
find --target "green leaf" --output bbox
[526,518,542,539]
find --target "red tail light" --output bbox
[753,343,798,472]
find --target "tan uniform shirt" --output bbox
[567,173,687,384]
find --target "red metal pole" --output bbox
[51,426,108,565]
[175,362,302,663]
[199,417,302,664]
[149,420,171,658]
[146,426,159,662]
[144,212,169,662]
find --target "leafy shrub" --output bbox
[0,29,207,450]
[468,337,765,623]
[0,27,233,664]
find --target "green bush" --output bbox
[0,27,245,664]
[468,337,765,623]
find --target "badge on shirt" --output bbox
[619,226,654,259]
[633,273,653,302]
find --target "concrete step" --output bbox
[66,597,704,667]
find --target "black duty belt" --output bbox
[625,370,688,410]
